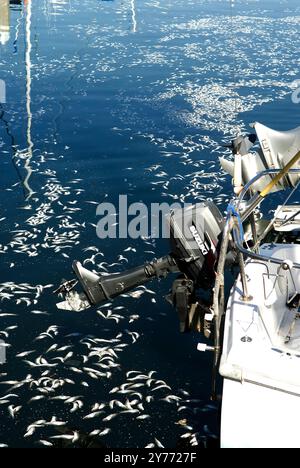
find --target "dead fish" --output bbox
[38,440,53,447]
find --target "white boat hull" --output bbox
[220,243,300,448]
[221,378,300,448]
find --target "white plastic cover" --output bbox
[254,122,300,188]
[220,122,300,193]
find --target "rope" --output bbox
[227,203,244,241]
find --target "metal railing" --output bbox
[211,168,300,398]
[234,168,300,270]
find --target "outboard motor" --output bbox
[169,202,224,288]
[220,122,300,193]
[55,201,224,332]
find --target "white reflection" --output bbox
[48,0,70,16]
[0,0,10,45]
[44,0,71,32]
[18,0,34,200]
[130,0,137,33]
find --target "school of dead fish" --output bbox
[0,300,211,448]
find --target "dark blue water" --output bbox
[0,0,300,448]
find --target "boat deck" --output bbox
[220,243,300,394]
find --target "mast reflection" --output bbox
[13,0,34,201]
[0,0,34,201]
[23,0,34,200]
[130,0,137,33]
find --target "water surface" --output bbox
[0,0,300,448]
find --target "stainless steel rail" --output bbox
[211,169,300,397]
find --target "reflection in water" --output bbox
[0,107,26,191]
[0,0,299,450]
[9,0,22,10]
[13,1,23,54]
[43,0,72,35]
[23,0,34,200]
[0,0,34,200]
[48,0,71,17]
[130,0,137,33]
[12,0,34,201]
[0,1,23,193]
[0,0,10,45]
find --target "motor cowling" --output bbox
[168,201,225,288]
